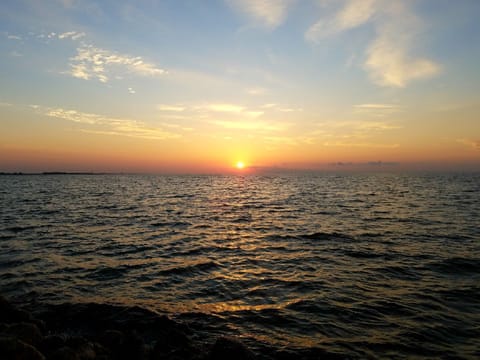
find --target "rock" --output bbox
[0,295,33,323]
[98,329,124,350]
[38,334,66,358]
[151,327,195,359]
[208,337,256,360]
[154,327,191,352]
[91,342,109,360]
[50,346,79,360]
[49,338,97,360]
[75,342,96,360]
[118,330,145,360]
[0,336,45,360]
[0,323,8,333]
[65,337,96,360]
[3,322,43,346]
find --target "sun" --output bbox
[236,161,245,170]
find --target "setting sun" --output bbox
[236,161,245,170]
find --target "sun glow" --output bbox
[236,161,245,170]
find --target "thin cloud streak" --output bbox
[354,103,400,117]
[41,107,180,140]
[457,138,480,151]
[157,105,186,112]
[305,0,376,41]
[58,31,85,40]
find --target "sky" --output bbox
[0,0,479,173]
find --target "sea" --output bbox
[1,173,479,358]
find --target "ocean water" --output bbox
[1,173,479,358]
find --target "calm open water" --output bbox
[1,173,479,358]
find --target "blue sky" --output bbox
[1,0,479,172]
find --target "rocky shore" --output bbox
[0,295,260,360]
[0,295,342,360]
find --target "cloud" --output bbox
[261,103,277,109]
[157,105,186,112]
[306,0,376,41]
[198,103,264,118]
[212,119,287,132]
[203,103,245,113]
[39,107,180,140]
[58,31,86,40]
[323,141,399,148]
[329,160,399,166]
[246,87,267,96]
[7,35,22,40]
[128,87,136,94]
[306,0,441,88]
[458,139,480,151]
[309,117,401,148]
[227,0,294,28]
[68,44,166,83]
[355,103,397,109]
[365,16,441,87]
[354,103,400,117]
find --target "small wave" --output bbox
[97,204,118,210]
[426,257,480,275]
[0,257,42,269]
[150,221,191,228]
[376,265,421,280]
[342,249,386,259]
[3,225,36,233]
[300,232,355,242]
[158,261,220,276]
[173,246,217,257]
[83,263,144,281]
[231,215,252,223]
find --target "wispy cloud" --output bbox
[306,0,376,41]
[39,107,180,140]
[260,103,302,112]
[7,34,22,40]
[306,0,440,87]
[9,30,167,83]
[365,9,441,87]
[212,119,288,132]
[227,0,295,28]
[354,103,400,117]
[58,31,86,40]
[458,138,480,151]
[355,103,398,110]
[246,87,267,96]
[197,103,264,118]
[309,117,401,148]
[323,141,399,148]
[157,104,186,112]
[330,160,399,166]
[68,44,166,83]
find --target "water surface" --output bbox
[1,173,479,358]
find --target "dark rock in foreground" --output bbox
[1,295,344,359]
[209,337,256,360]
[0,295,260,360]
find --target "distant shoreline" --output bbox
[0,172,113,176]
